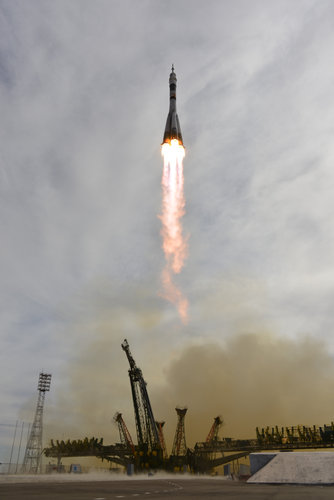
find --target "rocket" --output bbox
[162,65,184,146]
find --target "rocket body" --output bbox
[162,66,184,146]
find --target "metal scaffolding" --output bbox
[206,416,223,443]
[171,407,187,457]
[43,339,334,474]
[114,412,135,454]
[156,421,168,459]
[121,339,160,452]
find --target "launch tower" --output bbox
[121,339,160,452]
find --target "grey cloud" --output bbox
[1,0,334,461]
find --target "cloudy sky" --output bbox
[2,0,334,462]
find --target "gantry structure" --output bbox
[206,416,223,444]
[114,412,135,454]
[22,372,52,473]
[44,341,334,474]
[121,339,161,454]
[156,421,168,459]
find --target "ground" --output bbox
[1,476,334,500]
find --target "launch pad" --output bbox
[44,340,334,474]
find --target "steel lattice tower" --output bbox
[114,412,135,454]
[171,407,187,456]
[206,416,223,443]
[156,421,168,459]
[22,372,51,474]
[121,339,160,452]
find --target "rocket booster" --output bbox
[162,65,184,146]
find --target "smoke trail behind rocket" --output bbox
[160,66,188,322]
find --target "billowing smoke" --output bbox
[151,333,334,447]
[159,140,188,322]
[42,289,334,451]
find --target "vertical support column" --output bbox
[171,407,187,456]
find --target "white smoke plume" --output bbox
[159,140,188,322]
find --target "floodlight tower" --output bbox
[22,372,52,474]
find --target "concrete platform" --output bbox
[248,452,334,484]
[250,452,277,475]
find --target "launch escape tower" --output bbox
[121,339,161,453]
[22,372,52,474]
[171,407,188,457]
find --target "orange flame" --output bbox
[160,139,188,322]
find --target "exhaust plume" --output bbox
[160,139,188,322]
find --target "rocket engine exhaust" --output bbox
[160,66,188,322]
